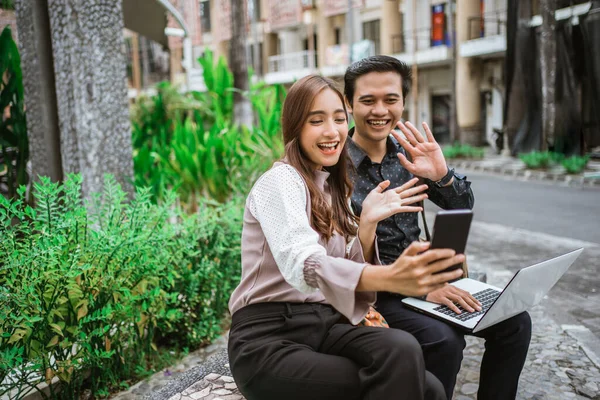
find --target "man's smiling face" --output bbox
[348,71,405,144]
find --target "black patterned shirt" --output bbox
[347,128,474,266]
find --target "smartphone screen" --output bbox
[430,210,473,274]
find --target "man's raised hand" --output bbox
[391,121,448,182]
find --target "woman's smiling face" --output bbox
[299,88,349,170]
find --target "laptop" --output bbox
[401,248,583,333]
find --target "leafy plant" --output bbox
[562,155,589,174]
[442,143,485,159]
[0,25,28,200]
[0,175,243,398]
[517,150,578,170]
[0,0,15,10]
[131,49,286,208]
[518,151,554,169]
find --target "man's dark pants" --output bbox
[376,293,532,400]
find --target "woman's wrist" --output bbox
[357,264,390,292]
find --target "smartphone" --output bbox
[430,210,473,274]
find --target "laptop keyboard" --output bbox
[433,288,501,322]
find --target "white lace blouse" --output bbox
[228,162,379,324]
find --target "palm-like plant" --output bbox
[0,26,28,200]
[131,49,286,210]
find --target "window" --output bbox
[199,0,211,33]
[362,19,380,55]
[335,27,341,45]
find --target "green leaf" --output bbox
[49,323,63,336]
[47,335,59,347]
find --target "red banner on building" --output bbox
[323,0,364,17]
[267,0,302,31]
[430,4,446,47]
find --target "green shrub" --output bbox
[518,151,554,169]
[131,49,285,208]
[442,143,485,159]
[0,26,28,200]
[562,155,590,174]
[0,175,242,398]
[518,151,587,171]
[0,0,15,10]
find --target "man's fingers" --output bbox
[461,293,482,311]
[405,121,426,143]
[391,129,415,152]
[442,298,461,314]
[451,294,475,313]
[452,287,481,307]
[422,122,436,143]
[398,121,420,146]
[397,153,417,174]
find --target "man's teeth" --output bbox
[369,120,388,126]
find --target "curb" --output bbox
[451,160,600,188]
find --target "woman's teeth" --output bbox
[318,142,339,150]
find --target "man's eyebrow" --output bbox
[358,93,401,101]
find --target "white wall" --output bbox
[279,29,303,53]
[400,0,435,53]
[406,67,452,126]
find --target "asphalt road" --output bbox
[455,172,600,244]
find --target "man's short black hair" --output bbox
[344,55,412,106]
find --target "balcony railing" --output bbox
[268,50,316,73]
[467,9,507,40]
[392,26,453,54]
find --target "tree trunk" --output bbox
[230,0,252,126]
[16,0,134,199]
[539,0,557,150]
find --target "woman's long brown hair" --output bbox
[281,75,358,241]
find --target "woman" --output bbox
[227,75,464,400]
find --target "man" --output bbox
[345,55,532,400]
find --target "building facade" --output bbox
[180,0,594,149]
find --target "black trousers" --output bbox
[228,302,446,400]
[376,293,532,400]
